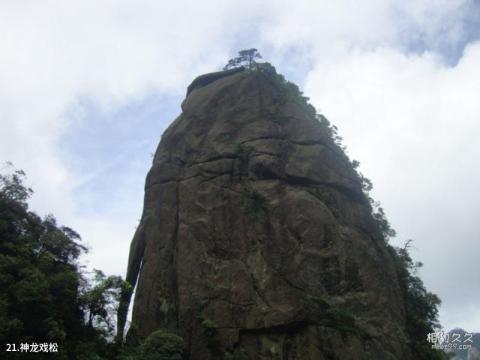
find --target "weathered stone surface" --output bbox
[123,69,413,359]
[186,67,245,96]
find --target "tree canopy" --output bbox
[0,163,129,359]
[223,48,262,70]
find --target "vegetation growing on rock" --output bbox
[223,48,262,70]
[224,347,250,360]
[388,241,446,360]
[139,330,184,360]
[0,163,130,359]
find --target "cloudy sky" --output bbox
[1,0,479,332]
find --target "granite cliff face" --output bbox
[121,68,413,359]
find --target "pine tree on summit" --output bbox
[223,48,262,70]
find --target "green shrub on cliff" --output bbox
[256,62,317,118]
[388,241,447,360]
[200,318,219,338]
[224,347,250,360]
[139,330,184,360]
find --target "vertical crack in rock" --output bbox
[173,181,180,330]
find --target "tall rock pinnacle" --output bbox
[120,66,414,359]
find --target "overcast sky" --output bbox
[1,0,479,333]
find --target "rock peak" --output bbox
[120,67,414,359]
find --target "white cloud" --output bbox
[73,216,137,276]
[260,0,395,52]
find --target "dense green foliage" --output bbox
[224,348,250,360]
[0,164,129,359]
[81,270,131,335]
[1,166,85,357]
[139,330,184,360]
